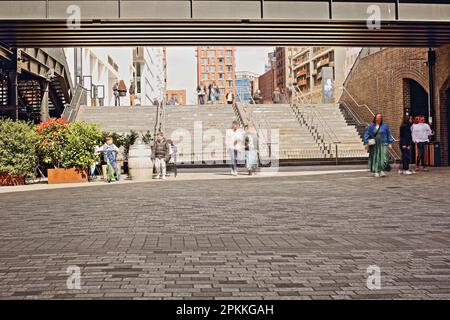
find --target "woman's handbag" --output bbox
[368,126,382,146]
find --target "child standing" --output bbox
[96,136,121,182]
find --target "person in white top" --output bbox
[226,120,243,176]
[411,115,433,172]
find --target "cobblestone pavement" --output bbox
[0,168,449,299]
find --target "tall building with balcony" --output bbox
[291,47,348,103]
[196,47,236,104]
[133,47,165,105]
[275,47,302,93]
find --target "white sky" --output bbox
[167,47,274,104]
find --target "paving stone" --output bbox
[0,169,449,299]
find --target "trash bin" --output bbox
[414,142,441,167]
[432,142,441,167]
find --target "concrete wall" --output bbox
[1,1,449,20]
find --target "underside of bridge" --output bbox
[0,0,450,48]
[0,19,450,48]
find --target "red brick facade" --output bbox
[258,68,275,104]
[340,45,450,165]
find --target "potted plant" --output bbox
[0,119,37,186]
[36,118,102,184]
[58,121,103,183]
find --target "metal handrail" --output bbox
[290,84,312,104]
[340,86,375,118]
[339,100,367,126]
[236,87,274,161]
[340,87,401,160]
[342,48,364,88]
[61,83,87,122]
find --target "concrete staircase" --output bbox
[76,105,157,134]
[246,104,325,159]
[293,103,368,158]
[163,104,240,164]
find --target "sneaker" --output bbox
[374,172,380,178]
[404,170,413,175]
[380,171,386,177]
[422,167,429,172]
[155,175,160,179]
[398,170,404,175]
[161,175,166,180]
[233,170,238,176]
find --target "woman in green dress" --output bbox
[364,113,394,178]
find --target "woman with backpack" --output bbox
[363,113,394,178]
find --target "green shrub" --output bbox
[0,119,37,177]
[62,121,103,169]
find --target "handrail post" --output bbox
[335,143,338,165]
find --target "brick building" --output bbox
[196,47,236,104]
[166,89,187,105]
[340,45,450,165]
[275,47,302,94]
[258,68,275,104]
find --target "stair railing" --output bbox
[236,87,274,164]
[61,83,87,122]
[290,84,312,105]
[339,100,367,127]
[340,86,401,161]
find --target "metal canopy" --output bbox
[0,19,449,48]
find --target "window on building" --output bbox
[202,73,209,80]
[226,66,233,72]
[227,81,233,87]
[207,51,215,58]
[218,58,224,64]
[201,58,208,64]
[226,50,233,57]
[218,73,224,79]
[209,66,216,72]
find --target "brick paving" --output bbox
[0,168,449,299]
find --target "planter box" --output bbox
[0,173,25,186]
[47,168,88,184]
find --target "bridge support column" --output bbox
[8,70,18,121]
[40,80,50,122]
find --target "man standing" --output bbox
[197,83,206,105]
[152,132,170,180]
[112,79,120,107]
[226,91,234,105]
[411,115,433,172]
[129,79,136,107]
[226,120,243,176]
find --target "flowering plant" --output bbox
[35,118,69,168]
